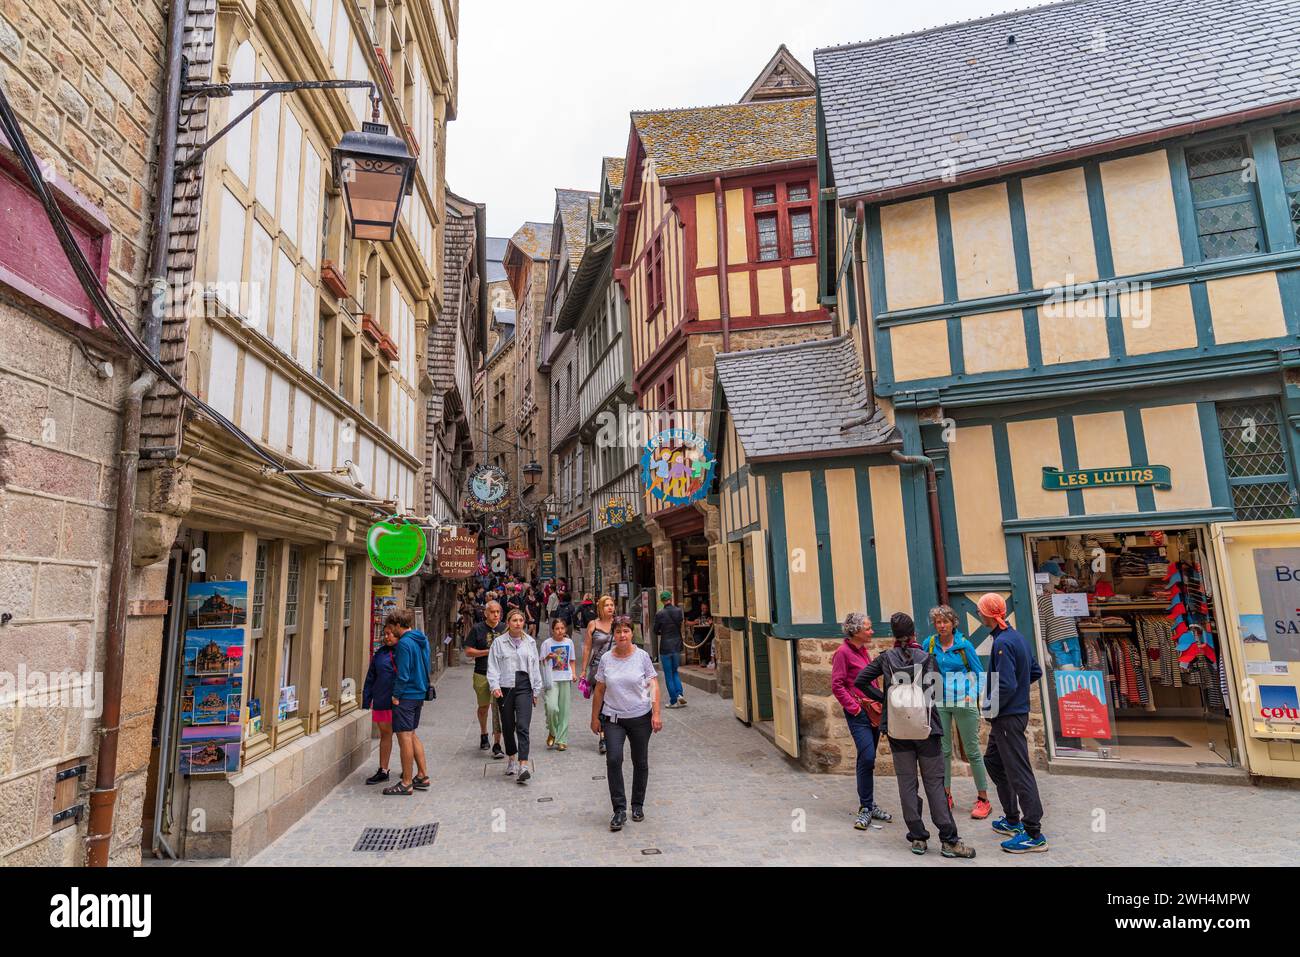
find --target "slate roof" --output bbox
[509,222,553,260]
[815,0,1300,201]
[631,97,817,181]
[556,188,599,269]
[486,236,509,283]
[604,157,625,190]
[714,336,900,461]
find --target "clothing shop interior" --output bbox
[1028,528,1238,768]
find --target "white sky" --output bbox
[447,0,1047,237]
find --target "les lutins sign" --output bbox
[1042,465,1172,491]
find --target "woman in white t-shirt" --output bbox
[540,618,576,751]
[589,615,662,831]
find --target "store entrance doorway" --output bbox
[1026,526,1239,768]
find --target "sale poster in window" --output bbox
[1251,548,1300,662]
[1054,670,1112,739]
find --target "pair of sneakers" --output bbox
[991,817,1049,853]
[910,838,977,859]
[853,805,893,829]
[505,759,532,784]
[666,694,688,709]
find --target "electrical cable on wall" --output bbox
[0,84,396,519]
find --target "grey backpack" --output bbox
[886,652,931,740]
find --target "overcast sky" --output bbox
[447,0,1047,237]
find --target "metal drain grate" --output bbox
[353,823,439,852]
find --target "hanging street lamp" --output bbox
[333,89,417,243]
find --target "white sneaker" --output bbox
[505,759,518,776]
[678,695,688,706]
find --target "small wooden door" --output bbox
[768,636,800,758]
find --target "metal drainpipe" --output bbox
[891,450,950,607]
[87,0,185,867]
[150,547,185,859]
[853,201,875,416]
[714,176,731,353]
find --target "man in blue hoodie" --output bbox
[977,593,1048,853]
[384,609,431,796]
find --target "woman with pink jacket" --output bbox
[832,612,893,831]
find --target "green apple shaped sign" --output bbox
[366,517,427,578]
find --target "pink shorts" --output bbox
[372,709,393,724]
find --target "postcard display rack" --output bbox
[178,580,249,776]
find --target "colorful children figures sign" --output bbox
[641,429,715,506]
[178,581,247,776]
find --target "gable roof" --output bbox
[631,97,817,182]
[486,236,509,283]
[603,156,625,190]
[507,222,553,261]
[741,44,816,103]
[556,188,600,269]
[714,335,900,462]
[816,0,1300,203]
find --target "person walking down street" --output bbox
[384,610,432,796]
[573,592,597,635]
[925,605,993,820]
[581,595,617,754]
[831,613,892,831]
[361,624,398,785]
[540,617,576,750]
[654,590,687,707]
[546,583,560,624]
[977,593,1049,854]
[525,586,542,634]
[487,608,543,784]
[854,613,976,859]
[554,590,575,635]
[465,600,507,758]
[590,615,662,831]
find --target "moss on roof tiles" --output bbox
[510,222,553,260]
[632,97,816,179]
[556,189,599,269]
[604,156,626,189]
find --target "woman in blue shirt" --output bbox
[924,605,992,820]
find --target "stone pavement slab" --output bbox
[245,662,1300,867]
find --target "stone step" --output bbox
[678,664,718,694]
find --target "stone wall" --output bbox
[0,0,170,865]
[797,637,1050,777]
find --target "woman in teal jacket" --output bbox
[924,605,992,820]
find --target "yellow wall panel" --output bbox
[825,468,867,621]
[891,320,951,380]
[725,188,747,265]
[756,267,784,315]
[947,183,1018,300]
[1037,300,1109,365]
[781,471,822,625]
[790,262,818,313]
[696,193,717,268]
[961,310,1028,373]
[1120,284,1197,355]
[1072,410,1138,514]
[868,466,912,616]
[880,197,944,310]
[1007,418,1068,519]
[1141,404,1212,511]
[1207,272,1287,344]
[1021,167,1098,288]
[695,274,720,322]
[728,270,751,318]
[1100,151,1184,275]
[949,425,1008,573]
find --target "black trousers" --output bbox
[983,713,1044,836]
[889,733,958,844]
[498,673,534,760]
[602,711,652,812]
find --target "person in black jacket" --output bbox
[855,613,975,860]
[361,627,399,785]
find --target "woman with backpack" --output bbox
[361,625,399,786]
[924,605,992,820]
[854,612,976,860]
[831,613,892,831]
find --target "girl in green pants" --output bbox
[925,605,992,820]
[541,618,575,750]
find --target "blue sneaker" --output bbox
[1001,831,1048,854]
[991,817,1024,836]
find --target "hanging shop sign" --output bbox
[1053,669,1112,739]
[436,528,478,579]
[539,543,556,580]
[641,428,716,506]
[507,522,531,560]
[466,464,512,513]
[600,496,632,529]
[1041,465,1172,491]
[1251,548,1300,662]
[545,516,561,537]
[366,516,427,578]
[178,581,247,776]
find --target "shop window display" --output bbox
[1027,528,1238,768]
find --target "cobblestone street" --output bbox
[246,663,1299,867]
